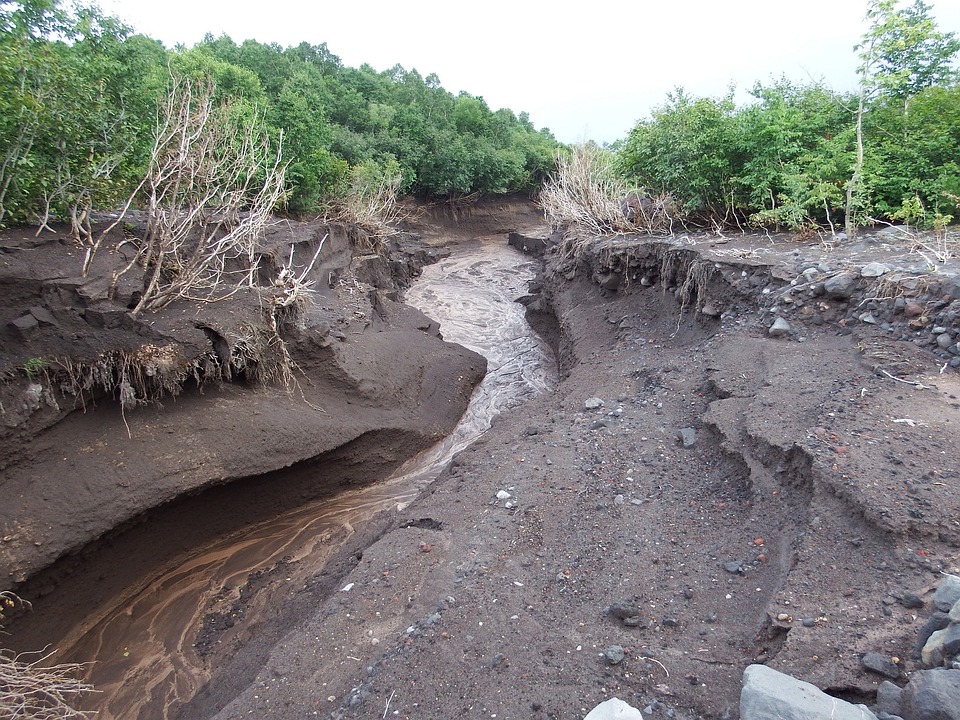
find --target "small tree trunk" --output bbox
[845,89,865,239]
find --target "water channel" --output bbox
[47,239,557,719]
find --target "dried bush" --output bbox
[104,73,286,313]
[333,161,407,252]
[1,592,95,719]
[538,143,676,248]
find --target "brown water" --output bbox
[48,240,556,719]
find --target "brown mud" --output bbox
[3,199,960,719]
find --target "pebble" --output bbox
[900,592,924,609]
[724,560,745,574]
[603,645,626,665]
[496,490,511,500]
[768,317,791,337]
[585,397,604,409]
[678,427,697,448]
[861,262,890,277]
[862,652,901,678]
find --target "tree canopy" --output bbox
[0,0,561,226]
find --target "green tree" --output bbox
[848,0,960,235]
[617,87,741,218]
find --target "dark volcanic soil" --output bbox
[3,199,960,720]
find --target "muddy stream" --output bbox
[38,239,556,719]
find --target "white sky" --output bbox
[101,0,960,144]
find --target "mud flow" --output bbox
[8,240,555,720]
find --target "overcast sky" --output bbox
[101,0,960,144]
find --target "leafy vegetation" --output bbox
[0,0,561,229]
[616,0,960,233]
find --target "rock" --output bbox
[10,313,39,336]
[701,303,721,318]
[900,592,925,609]
[608,601,643,626]
[922,627,950,667]
[900,668,960,720]
[678,427,697,448]
[723,560,744,574]
[768,317,791,337]
[859,312,878,324]
[740,664,878,720]
[925,624,960,665]
[824,273,858,300]
[916,613,952,655]
[950,599,960,624]
[876,681,903,717]
[603,645,626,665]
[933,574,960,612]
[861,262,891,277]
[937,333,953,350]
[862,652,901,678]
[583,697,644,720]
[585,397,605,410]
[496,490,511,500]
[905,302,925,318]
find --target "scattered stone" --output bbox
[608,601,643,626]
[701,303,721,318]
[933,574,960,612]
[603,645,626,665]
[678,427,697,448]
[823,273,858,299]
[591,419,609,430]
[916,613,952,655]
[768,317,791,337]
[950,599,960,624]
[900,668,960,720]
[861,262,890,277]
[524,425,540,436]
[419,542,432,553]
[802,618,816,628]
[859,312,878,325]
[904,302,924,317]
[876,681,903,717]
[862,652,901,679]
[614,494,625,506]
[740,664,878,720]
[585,397,605,409]
[900,592,925,609]
[583,697,644,720]
[723,560,744,574]
[496,490,511,500]
[937,333,953,350]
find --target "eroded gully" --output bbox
[46,239,556,720]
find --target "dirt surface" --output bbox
[3,198,960,719]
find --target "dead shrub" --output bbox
[538,143,676,255]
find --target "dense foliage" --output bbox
[0,0,561,226]
[617,0,960,232]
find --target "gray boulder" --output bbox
[900,668,960,720]
[933,575,960,612]
[740,664,878,720]
[824,273,859,299]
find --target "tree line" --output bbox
[615,0,960,235]
[0,0,562,228]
